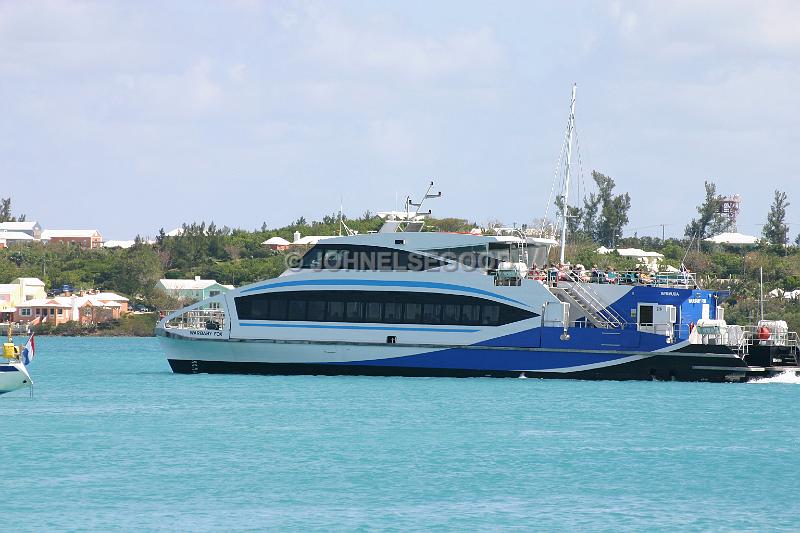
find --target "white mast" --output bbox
[760,266,764,322]
[559,83,577,266]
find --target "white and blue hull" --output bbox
[160,331,753,381]
[156,270,775,382]
[0,363,30,395]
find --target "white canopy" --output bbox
[705,232,759,245]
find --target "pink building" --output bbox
[42,229,103,249]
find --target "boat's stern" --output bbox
[156,295,232,372]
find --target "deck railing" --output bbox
[163,308,226,331]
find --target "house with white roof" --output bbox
[14,293,128,326]
[262,236,291,250]
[0,230,36,247]
[155,277,234,301]
[0,277,47,321]
[0,221,42,239]
[42,229,103,249]
[86,291,130,313]
[597,246,665,270]
[0,278,47,314]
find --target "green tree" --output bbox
[685,181,732,244]
[110,245,163,297]
[762,190,790,245]
[582,190,600,238]
[591,171,631,247]
[0,197,25,222]
[554,196,584,240]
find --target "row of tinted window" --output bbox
[300,245,445,271]
[235,290,535,326]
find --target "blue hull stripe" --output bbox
[241,279,528,307]
[0,366,19,373]
[326,346,632,371]
[240,322,480,333]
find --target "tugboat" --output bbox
[1,327,35,395]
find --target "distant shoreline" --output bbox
[30,313,157,338]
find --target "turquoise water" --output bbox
[3,337,800,531]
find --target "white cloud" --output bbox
[609,0,800,56]
[288,5,505,81]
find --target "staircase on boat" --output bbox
[551,275,627,329]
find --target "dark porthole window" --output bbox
[328,301,345,321]
[287,300,307,321]
[235,290,536,326]
[345,301,363,322]
[461,304,480,325]
[250,299,268,320]
[482,305,500,326]
[269,299,287,320]
[365,302,383,322]
[442,304,460,323]
[423,303,441,324]
[384,302,403,323]
[307,300,326,321]
[403,302,422,323]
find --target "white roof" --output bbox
[18,297,72,308]
[166,227,185,237]
[103,240,136,249]
[15,278,45,286]
[597,247,663,258]
[0,221,39,231]
[42,229,101,239]
[91,292,129,302]
[616,248,664,258]
[293,235,337,245]
[262,236,291,246]
[158,278,225,290]
[84,297,122,308]
[304,231,556,252]
[18,295,123,308]
[705,232,760,245]
[0,231,35,241]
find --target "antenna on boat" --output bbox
[401,181,441,231]
[406,181,441,218]
[338,197,356,236]
[559,83,577,265]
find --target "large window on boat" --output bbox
[235,290,536,326]
[300,244,445,271]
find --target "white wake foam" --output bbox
[749,370,800,384]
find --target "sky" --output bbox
[2,0,799,240]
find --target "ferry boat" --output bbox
[155,219,799,383]
[1,329,35,395]
[156,87,799,383]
